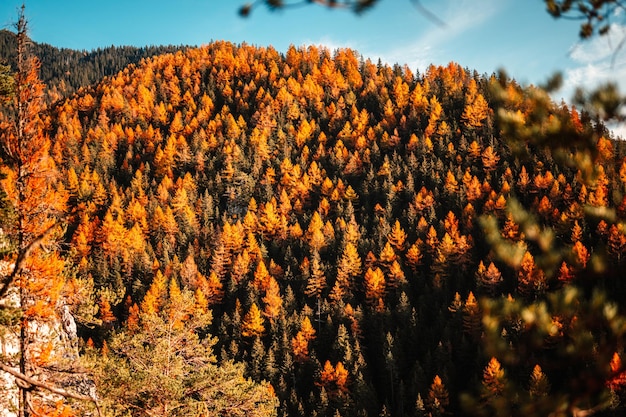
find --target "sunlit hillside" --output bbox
[3,35,626,417]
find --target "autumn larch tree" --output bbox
[0,8,97,417]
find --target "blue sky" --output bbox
[1,0,625,105]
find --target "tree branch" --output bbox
[0,362,101,417]
[239,0,447,27]
[240,0,379,17]
[410,0,446,27]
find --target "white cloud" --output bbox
[556,58,626,140]
[608,122,626,140]
[568,23,626,63]
[295,0,507,73]
[298,36,363,55]
[563,63,614,91]
[361,0,506,71]
[559,24,626,103]
[557,57,626,140]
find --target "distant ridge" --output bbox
[0,29,189,98]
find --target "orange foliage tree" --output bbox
[0,8,97,416]
[242,302,266,338]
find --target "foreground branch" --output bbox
[0,362,101,417]
[239,0,445,27]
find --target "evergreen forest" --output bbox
[2,14,626,417]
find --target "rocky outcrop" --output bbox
[0,284,22,417]
[0,267,95,417]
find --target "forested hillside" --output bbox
[3,37,626,417]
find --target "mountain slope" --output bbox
[41,42,626,416]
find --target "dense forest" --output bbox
[2,23,626,417]
[0,29,189,100]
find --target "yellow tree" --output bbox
[387,220,407,251]
[305,251,327,299]
[259,198,283,238]
[428,375,449,415]
[291,316,316,362]
[386,260,407,289]
[405,240,423,271]
[306,211,327,251]
[462,79,490,129]
[529,364,550,398]
[262,276,283,324]
[481,146,500,174]
[444,170,459,195]
[476,261,503,296]
[200,271,224,306]
[291,330,310,362]
[463,292,482,339]
[364,267,386,311]
[379,241,398,266]
[253,259,272,292]
[517,251,547,297]
[242,302,266,338]
[607,224,626,262]
[318,360,350,399]
[335,241,362,293]
[482,357,507,399]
